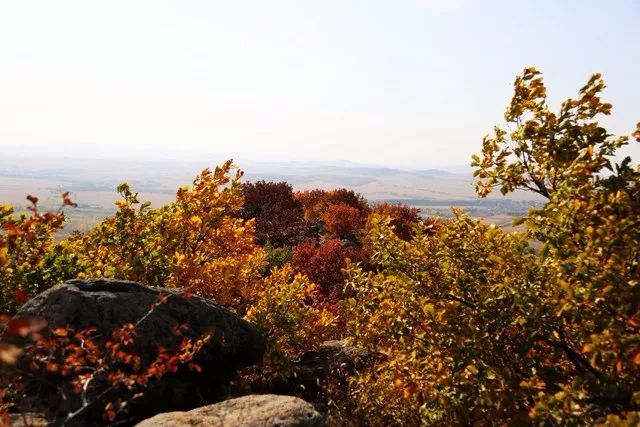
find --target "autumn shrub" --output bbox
[472,67,640,423]
[245,265,337,375]
[0,194,76,314]
[322,203,365,242]
[291,239,364,297]
[367,202,422,241]
[294,189,327,223]
[242,181,307,247]
[1,296,210,425]
[295,189,369,223]
[62,161,266,314]
[325,189,369,215]
[0,198,211,426]
[58,184,170,287]
[261,244,293,277]
[346,212,545,425]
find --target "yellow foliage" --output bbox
[62,161,265,314]
[346,212,542,425]
[246,264,337,374]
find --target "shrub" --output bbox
[242,181,307,247]
[295,189,369,223]
[1,295,209,425]
[368,203,422,241]
[346,212,543,425]
[291,240,363,297]
[62,161,266,314]
[0,193,76,313]
[322,203,364,242]
[245,265,337,375]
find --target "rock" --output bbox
[15,278,266,424]
[135,394,324,427]
[8,413,48,427]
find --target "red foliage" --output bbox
[324,189,369,214]
[294,189,324,219]
[322,203,364,241]
[369,203,422,241]
[242,181,306,247]
[291,239,365,296]
[295,189,369,222]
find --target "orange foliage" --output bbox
[1,296,209,424]
[291,239,365,296]
[322,203,364,241]
[64,161,266,314]
[368,203,422,241]
[295,189,369,222]
[1,197,210,425]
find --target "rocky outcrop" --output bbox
[135,394,323,427]
[15,279,266,423]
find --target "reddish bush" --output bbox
[295,189,369,223]
[294,189,327,222]
[291,240,365,296]
[324,189,369,215]
[322,203,364,241]
[242,181,306,247]
[368,203,422,241]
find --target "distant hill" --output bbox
[0,155,542,235]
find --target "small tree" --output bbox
[471,67,627,199]
[472,67,640,423]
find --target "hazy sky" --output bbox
[0,0,638,167]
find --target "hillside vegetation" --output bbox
[1,68,639,425]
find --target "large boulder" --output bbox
[135,394,324,427]
[15,279,266,424]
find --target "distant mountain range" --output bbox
[0,155,542,235]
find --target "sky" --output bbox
[0,0,638,167]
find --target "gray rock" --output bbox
[136,394,324,427]
[15,278,266,423]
